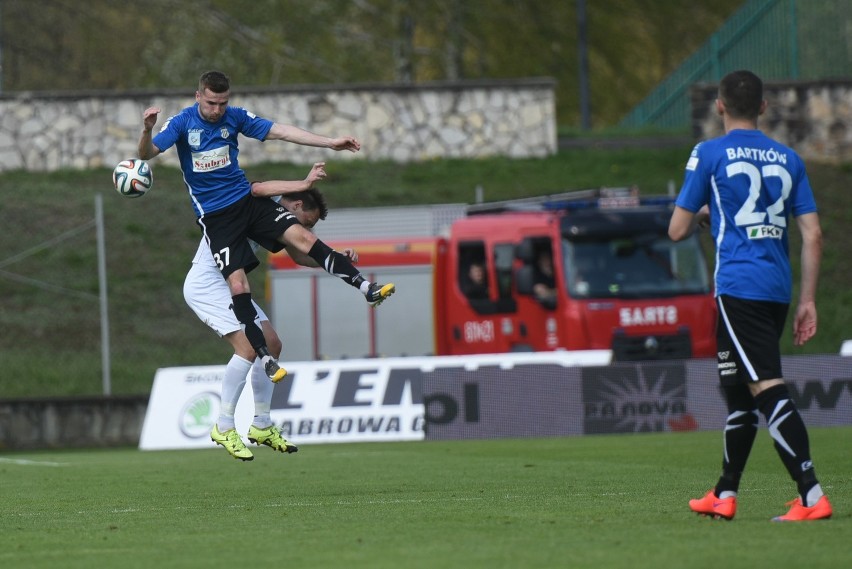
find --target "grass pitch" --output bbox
[2,428,850,569]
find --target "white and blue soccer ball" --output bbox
[113,158,153,198]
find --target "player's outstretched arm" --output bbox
[266,123,360,153]
[251,163,327,198]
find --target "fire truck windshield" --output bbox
[562,233,711,299]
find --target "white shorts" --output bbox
[183,261,268,338]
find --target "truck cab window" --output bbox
[530,247,556,307]
[456,241,517,314]
[515,237,557,309]
[458,242,490,300]
[564,234,709,298]
[461,260,489,299]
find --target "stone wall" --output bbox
[0,78,556,173]
[690,78,852,163]
[0,395,148,450]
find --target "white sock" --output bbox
[217,354,252,432]
[250,358,275,429]
[719,491,737,499]
[359,281,372,295]
[805,483,824,507]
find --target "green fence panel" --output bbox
[620,0,851,129]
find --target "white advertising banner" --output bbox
[139,350,612,450]
[139,365,251,450]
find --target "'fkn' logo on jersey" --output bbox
[747,225,783,239]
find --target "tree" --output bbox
[0,0,744,127]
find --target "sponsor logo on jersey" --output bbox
[746,225,783,239]
[192,145,230,172]
[188,129,203,148]
[685,143,701,170]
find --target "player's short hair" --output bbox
[284,188,329,220]
[199,71,230,94]
[719,70,763,120]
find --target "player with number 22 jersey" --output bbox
[670,70,830,523]
[676,130,817,303]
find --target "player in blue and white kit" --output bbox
[138,71,395,385]
[669,70,831,522]
[184,165,353,460]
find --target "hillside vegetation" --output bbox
[1,0,743,128]
[1,149,849,398]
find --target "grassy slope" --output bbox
[0,149,849,397]
[2,429,850,569]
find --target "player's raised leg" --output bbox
[302,233,396,306]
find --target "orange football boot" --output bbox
[689,489,737,520]
[772,495,832,522]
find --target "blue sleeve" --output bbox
[234,107,274,141]
[152,112,184,152]
[789,155,818,217]
[675,143,711,213]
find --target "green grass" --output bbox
[1,149,849,397]
[2,428,850,569]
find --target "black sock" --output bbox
[715,384,758,497]
[231,293,269,358]
[307,239,365,288]
[754,384,819,504]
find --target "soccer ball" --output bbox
[113,159,153,198]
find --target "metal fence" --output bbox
[620,0,852,129]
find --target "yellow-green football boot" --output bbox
[211,425,254,461]
[247,425,299,454]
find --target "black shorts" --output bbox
[715,294,789,386]
[198,194,301,278]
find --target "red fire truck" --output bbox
[267,189,716,361]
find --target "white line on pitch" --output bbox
[0,457,68,467]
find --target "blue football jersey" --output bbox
[152,103,273,216]
[676,129,817,303]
